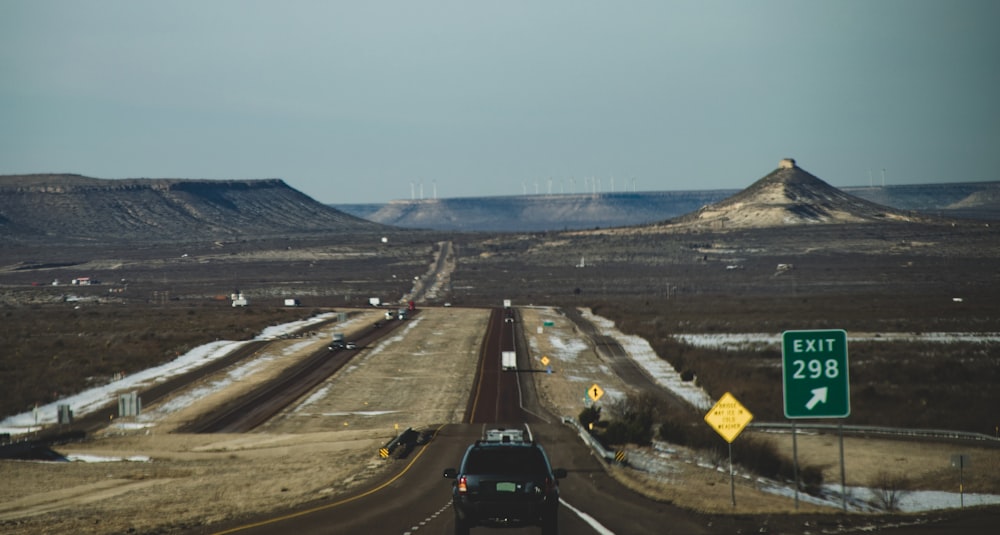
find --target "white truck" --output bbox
[329,333,345,350]
[501,351,517,371]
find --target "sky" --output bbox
[1,1,998,204]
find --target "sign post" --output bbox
[951,454,971,508]
[782,329,850,510]
[704,392,754,507]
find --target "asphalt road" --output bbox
[179,312,413,433]
[176,308,999,535]
[191,310,709,535]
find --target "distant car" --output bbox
[443,428,566,535]
[344,341,357,349]
[328,341,344,350]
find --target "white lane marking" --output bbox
[403,502,451,534]
[425,492,613,535]
[560,498,616,535]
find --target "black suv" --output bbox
[443,429,566,535]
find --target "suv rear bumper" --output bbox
[453,496,557,526]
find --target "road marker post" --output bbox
[951,454,971,508]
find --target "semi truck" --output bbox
[329,333,345,350]
[501,351,517,371]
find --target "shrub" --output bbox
[869,470,912,511]
[657,413,825,494]
[602,418,654,446]
[593,393,658,447]
[578,405,601,430]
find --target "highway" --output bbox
[178,312,413,433]
[189,309,709,535]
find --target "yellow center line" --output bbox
[467,308,497,424]
[210,424,446,535]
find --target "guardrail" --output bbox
[562,417,617,462]
[561,417,1000,473]
[749,422,1000,444]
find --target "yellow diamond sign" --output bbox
[588,384,605,402]
[540,355,550,366]
[704,392,753,443]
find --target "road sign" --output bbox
[782,330,850,418]
[588,384,604,402]
[540,355,550,366]
[704,392,753,443]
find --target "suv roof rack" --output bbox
[480,428,526,444]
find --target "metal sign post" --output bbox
[951,454,971,508]
[791,422,799,510]
[782,329,851,511]
[704,392,754,507]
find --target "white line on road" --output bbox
[560,498,616,535]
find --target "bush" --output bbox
[602,419,654,446]
[657,413,825,494]
[592,393,658,447]
[869,470,912,511]
[578,405,601,430]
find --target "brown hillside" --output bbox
[664,159,926,230]
[0,174,385,243]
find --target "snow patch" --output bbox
[0,312,343,436]
[676,332,1000,350]
[581,309,715,410]
[66,454,151,463]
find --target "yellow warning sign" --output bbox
[588,384,604,402]
[540,355,550,366]
[704,392,753,443]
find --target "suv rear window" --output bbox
[465,448,548,475]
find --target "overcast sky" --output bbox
[1,1,997,204]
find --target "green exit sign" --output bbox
[782,330,850,419]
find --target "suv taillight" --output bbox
[544,477,556,493]
[457,475,468,494]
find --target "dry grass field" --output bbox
[2,219,999,533]
[2,304,997,535]
[3,222,999,436]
